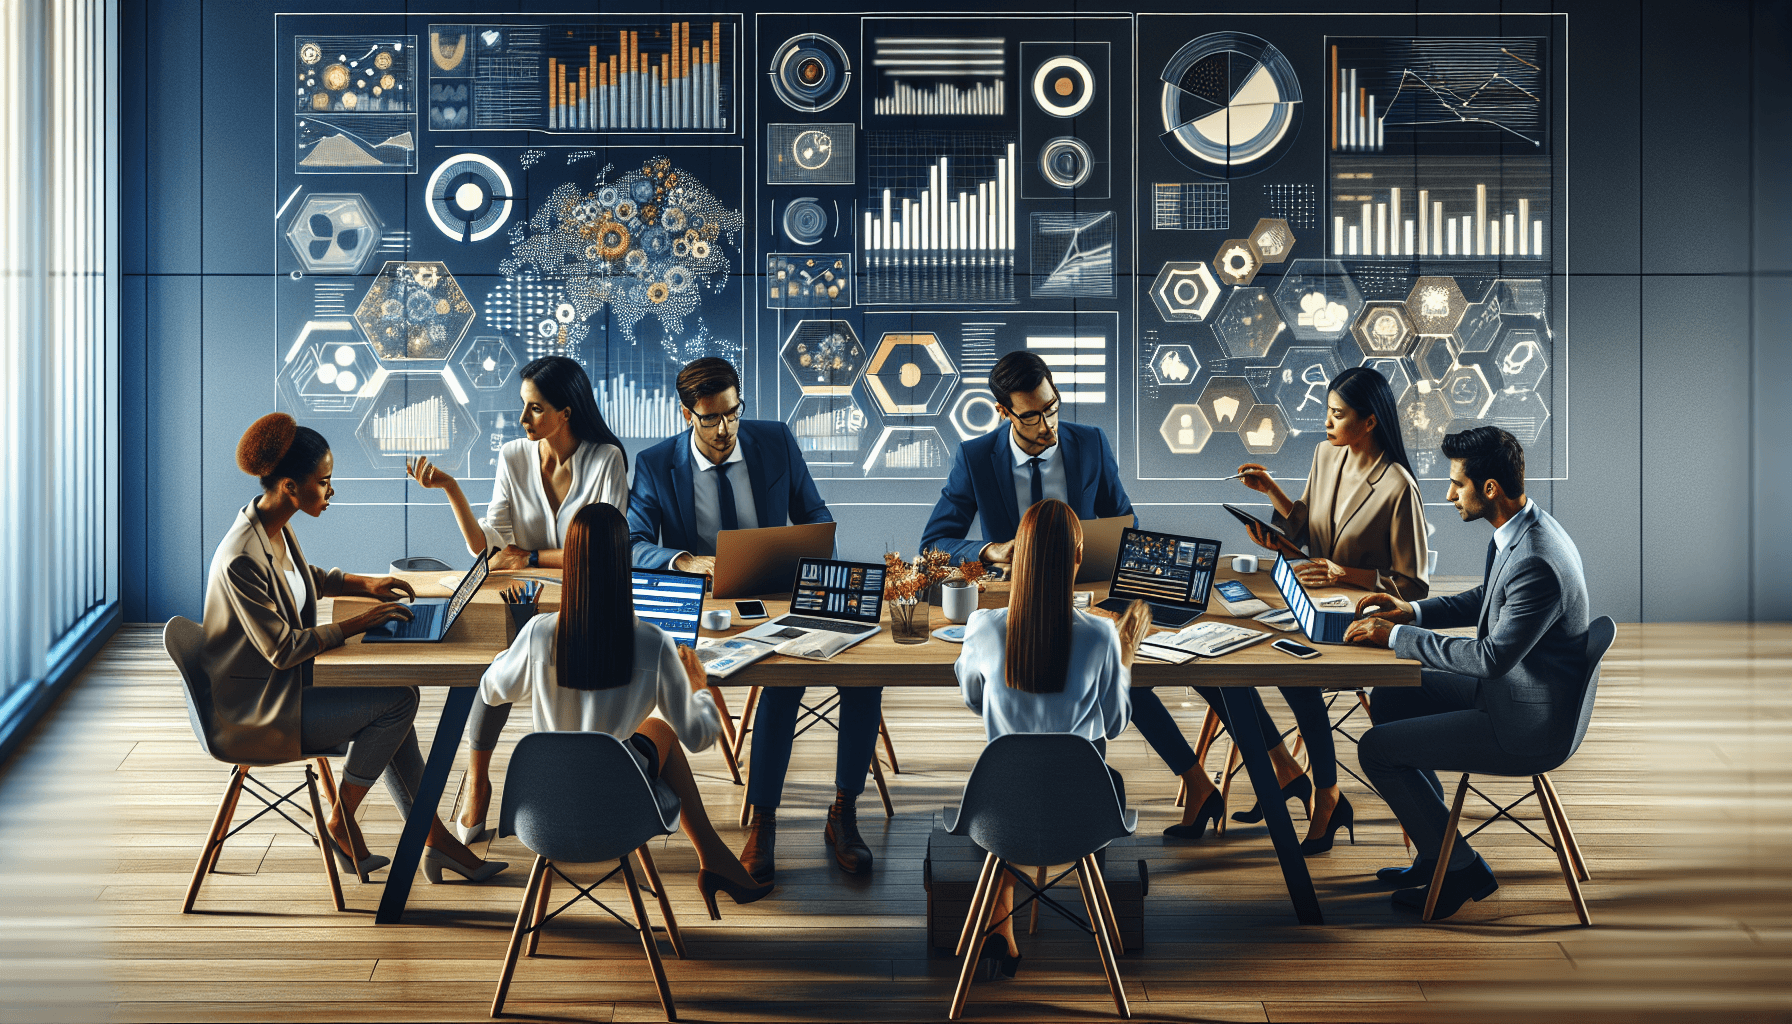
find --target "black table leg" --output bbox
[1216,688,1323,925]
[376,685,475,924]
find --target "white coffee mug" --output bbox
[941,579,978,624]
[701,608,732,631]
[1231,554,1259,574]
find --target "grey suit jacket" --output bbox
[198,500,346,765]
[1391,503,1589,761]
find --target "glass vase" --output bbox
[889,597,930,644]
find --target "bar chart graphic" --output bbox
[1328,38,1546,155]
[596,372,686,439]
[862,132,1017,305]
[869,36,1005,117]
[548,21,729,130]
[1328,157,1550,260]
[370,394,453,453]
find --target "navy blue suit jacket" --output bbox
[628,420,834,569]
[920,422,1134,564]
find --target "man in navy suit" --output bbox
[921,351,1134,567]
[627,357,879,881]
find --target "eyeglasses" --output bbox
[693,403,744,429]
[1002,399,1061,427]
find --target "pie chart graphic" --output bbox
[1160,32,1302,177]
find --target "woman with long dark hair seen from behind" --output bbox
[474,503,772,917]
[954,500,1149,977]
[405,355,630,842]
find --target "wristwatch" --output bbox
[527,549,539,568]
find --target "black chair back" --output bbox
[498,731,680,864]
[945,733,1135,867]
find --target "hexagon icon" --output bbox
[1413,335,1456,382]
[1405,277,1467,336]
[1273,259,1362,343]
[1197,376,1256,434]
[787,394,869,457]
[1159,404,1214,455]
[863,425,951,477]
[1489,278,1547,317]
[279,320,382,415]
[1239,404,1290,455]
[1484,389,1550,443]
[1494,328,1547,393]
[1454,298,1502,354]
[1440,363,1495,419]
[1362,357,1414,401]
[949,388,1004,442]
[285,193,383,274]
[355,261,477,361]
[865,332,958,416]
[781,320,866,395]
[1352,302,1415,356]
[1271,346,1345,432]
[1249,218,1295,263]
[1213,287,1285,360]
[1150,344,1200,387]
[457,337,517,390]
[1150,262,1222,322]
[1213,239,1259,287]
[1398,382,1451,452]
[355,369,480,471]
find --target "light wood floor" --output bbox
[1,623,1789,1023]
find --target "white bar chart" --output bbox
[1331,180,1546,259]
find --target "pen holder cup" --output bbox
[504,602,538,647]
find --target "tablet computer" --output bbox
[1222,503,1302,553]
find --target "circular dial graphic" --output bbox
[1160,32,1302,177]
[770,33,852,112]
[425,153,514,243]
[1032,55,1094,118]
[1038,136,1094,189]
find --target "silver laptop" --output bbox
[711,521,837,599]
[1094,527,1222,628]
[739,557,885,649]
[362,551,490,643]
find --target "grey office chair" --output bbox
[1425,616,1615,925]
[490,731,685,1020]
[164,617,364,913]
[944,733,1137,1020]
[389,556,454,574]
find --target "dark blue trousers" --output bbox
[745,686,884,808]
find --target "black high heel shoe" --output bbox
[1229,774,1314,824]
[696,869,775,920]
[975,935,1022,980]
[1163,791,1226,840]
[1299,793,1355,856]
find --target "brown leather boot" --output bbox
[825,790,873,875]
[740,809,776,884]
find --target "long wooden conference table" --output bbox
[318,563,1419,925]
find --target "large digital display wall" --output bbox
[273,13,1566,504]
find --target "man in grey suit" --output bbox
[1346,426,1589,920]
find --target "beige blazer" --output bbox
[1273,442,1431,601]
[198,500,346,765]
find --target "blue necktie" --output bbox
[1482,537,1498,586]
[715,465,740,533]
[1027,457,1044,509]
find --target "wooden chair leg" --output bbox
[737,764,755,828]
[1539,774,1589,881]
[1077,856,1130,1018]
[948,855,1003,1020]
[878,716,901,774]
[1422,774,1471,922]
[184,767,245,913]
[304,765,347,911]
[208,767,249,873]
[527,866,553,957]
[1535,776,1592,925]
[1084,854,1126,955]
[732,686,762,762]
[492,855,548,1018]
[1028,865,1046,934]
[635,846,686,960]
[956,853,999,956]
[869,750,896,820]
[1191,706,1224,770]
[620,854,678,1022]
[1174,776,1187,808]
[314,757,339,806]
[707,686,744,786]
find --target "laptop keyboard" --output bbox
[383,603,438,639]
[776,614,872,634]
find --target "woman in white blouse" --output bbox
[406,356,630,840]
[955,500,1149,975]
[475,503,772,917]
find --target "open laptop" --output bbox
[1075,515,1134,584]
[631,566,708,648]
[711,521,838,599]
[1270,553,1354,644]
[362,550,490,643]
[1094,528,1222,628]
[739,557,885,649]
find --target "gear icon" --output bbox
[595,222,630,261]
[300,42,322,65]
[647,282,670,304]
[1215,241,1259,286]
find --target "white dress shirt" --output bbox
[1008,429,1067,517]
[473,439,628,556]
[956,607,1131,744]
[1393,498,1536,646]
[478,612,722,751]
[689,432,760,550]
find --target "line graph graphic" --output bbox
[1329,37,1547,155]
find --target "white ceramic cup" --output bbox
[701,608,732,631]
[941,579,979,624]
[1231,554,1259,574]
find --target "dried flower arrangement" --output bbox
[882,549,987,603]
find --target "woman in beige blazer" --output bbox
[201,413,505,882]
[1224,367,1431,853]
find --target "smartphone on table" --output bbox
[735,600,769,621]
[1272,638,1321,659]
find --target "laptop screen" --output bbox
[1271,554,1320,637]
[440,552,491,633]
[1108,528,1220,610]
[631,568,707,647]
[789,558,885,624]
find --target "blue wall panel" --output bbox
[144,275,204,620]
[200,0,278,275]
[143,0,201,277]
[121,277,148,621]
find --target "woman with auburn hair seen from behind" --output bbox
[474,503,772,917]
[954,499,1150,978]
